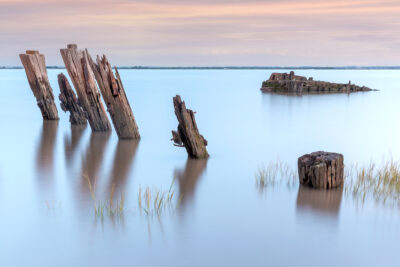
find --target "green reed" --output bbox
[137,182,176,216]
[345,159,400,206]
[84,174,125,220]
[255,161,297,189]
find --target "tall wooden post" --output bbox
[90,54,140,139]
[60,44,111,132]
[19,50,59,120]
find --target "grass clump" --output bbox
[138,182,176,216]
[345,159,400,206]
[255,161,297,190]
[84,174,125,220]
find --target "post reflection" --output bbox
[36,120,59,176]
[64,125,86,166]
[79,132,110,198]
[296,185,343,218]
[108,140,139,198]
[174,159,208,213]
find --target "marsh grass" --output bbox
[84,174,125,220]
[138,182,177,216]
[344,159,400,206]
[256,157,400,207]
[255,161,297,190]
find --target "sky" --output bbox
[1,0,400,66]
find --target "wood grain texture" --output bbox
[58,73,87,125]
[90,54,140,139]
[19,51,59,120]
[60,44,111,132]
[298,151,344,189]
[171,95,209,159]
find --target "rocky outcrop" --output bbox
[298,151,344,189]
[261,71,373,94]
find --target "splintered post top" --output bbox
[26,50,39,55]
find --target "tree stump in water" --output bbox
[89,54,140,139]
[298,151,344,189]
[60,44,111,132]
[58,73,87,125]
[171,95,209,159]
[19,50,59,120]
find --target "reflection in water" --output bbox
[80,132,110,196]
[174,159,208,212]
[296,185,343,217]
[64,125,86,165]
[36,121,59,176]
[108,140,139,198]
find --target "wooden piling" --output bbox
[60,44,111,132]
[58,73,87,125]
[19,50,59,120]
[298,151,344,189]
[171,95,209,159]
[90,54,140,139]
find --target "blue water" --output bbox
[0,69,400,266]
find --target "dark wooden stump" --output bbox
[19,50,59,120]
[60,44,111,132]
[298,151,344,189]
[171,95,209,159]
[58,73,87,125]
[90,54,140,139]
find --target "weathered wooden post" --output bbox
[58,73,87,125]
[19,50,59,120]
[60,44,111,132]
[89,54,140,139]
[298,151,344,189]
[171,95,209,159]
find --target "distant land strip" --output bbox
[2,66,400,70]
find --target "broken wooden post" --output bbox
[298,151,344,189]
[171,95,209,159]
[60,44,111,132]
[19,50,59,120]
[58,73,87,125]
[89,54,140,139]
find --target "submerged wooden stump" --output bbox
[58,73,87,125]
[298,151,344,189]
[19,50,59,120]
[171,95,209,159]
[60,44,111,132]
[90,54,140,139]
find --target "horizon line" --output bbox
[2,66,400,70]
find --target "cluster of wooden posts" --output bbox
[19,44,209,159]
[20,46,346,189]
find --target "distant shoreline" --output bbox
[2,66,400,70]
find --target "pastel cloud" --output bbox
[1,0,400,66]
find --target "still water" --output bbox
[0,69,400,266]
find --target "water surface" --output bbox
[0,69,400,266]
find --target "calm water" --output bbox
[1,69,400,266]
